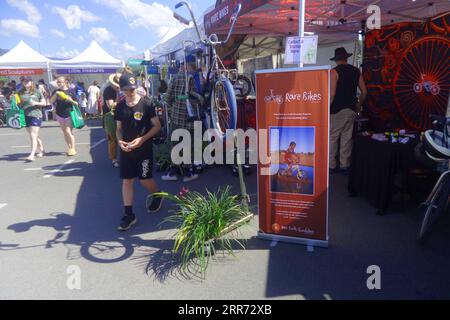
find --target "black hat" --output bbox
[330,47,353,61]
[119,72,138,91]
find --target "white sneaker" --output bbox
[182,173,199,182]
[161,172,178,181]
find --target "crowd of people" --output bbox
[0,64,202,231]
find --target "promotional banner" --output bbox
[55,68,117,75]
[0,69,44,76]
[256,67,330,246]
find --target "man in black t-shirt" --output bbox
[329,47,367,174]
[114,72,163,231]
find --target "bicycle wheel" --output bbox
[418,176,450,243]
[210,77,237,139]
[234,75,252,98]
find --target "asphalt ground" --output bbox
[0,120,449,299]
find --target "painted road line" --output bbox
[43,159,75,179]
[24,168,43,171]
[76,143,91,145]
[0,133,23,136]
[0,203,7,210]
[11,146,29,148]
[90,138,106,149]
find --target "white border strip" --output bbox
[258,232,328,248]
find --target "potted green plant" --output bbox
[154,140,172,172]
[158,186,252,277]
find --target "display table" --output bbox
[348,135,423,215]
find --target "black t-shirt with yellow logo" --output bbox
[114,97,156,155]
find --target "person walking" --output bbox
[37,79,52,121]
[103,73,123,168]
[18,77,46,162]
[329,47,367,174]
[50,76,79,156]
[114,72,164,231]
[162,56,203,182]
[87,81,100,117]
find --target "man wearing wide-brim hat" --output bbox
[329,47,367,174]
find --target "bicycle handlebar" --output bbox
[174,1,206,45]
[175,1,242,47]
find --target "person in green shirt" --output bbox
[19,77,47,162]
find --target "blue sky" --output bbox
[0,0,212,59]
[270,127,315,154]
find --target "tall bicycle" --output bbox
[175,1,241,140]
[416,115,450,243]
[175,1,251,212]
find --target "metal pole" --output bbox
[144,66,150,97]
[299,0,305,68]
[46,61,53,83]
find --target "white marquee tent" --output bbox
[0,40,50,69]
[50,40,124,69]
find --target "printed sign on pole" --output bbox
[284,36,318,65]
[256,66,330,247]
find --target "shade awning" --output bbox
[204,0,450,42]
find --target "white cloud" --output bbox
[50,29,66,38]
[52,5,100,30]
[53,47,80,59]
[0,19,40,38]
[89,27,114,43]
[6,0,42,24]
[123,42,137,52]
[93,0,185,38]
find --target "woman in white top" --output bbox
[87,81,100,117]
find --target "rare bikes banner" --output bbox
[256,67,330,247]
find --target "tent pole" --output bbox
[47,61,53,83]
[298,0,305,68]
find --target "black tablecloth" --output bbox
[348,135,421,212]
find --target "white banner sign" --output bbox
[284,36,318,65]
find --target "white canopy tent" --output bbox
[50,40,124,69]
[150,22,206,61]
[0,40,53,82]
[0,40,50,69]
[50,40,124,88]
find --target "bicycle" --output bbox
[175,1,242,140]
[416,115,450,243]
[277,164,307,182]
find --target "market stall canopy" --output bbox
[205,0,450,42]
[0,40,50,69]
[150,22,206,58]
[50,40,123,68]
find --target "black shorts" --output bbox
[120,149,154,180]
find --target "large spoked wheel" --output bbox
[80,240,134,263]
[393,36,450,130]
[210,77,237,140]
[418,176,450,244]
